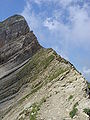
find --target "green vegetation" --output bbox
[16,48,70,105]
[20,83,43,102]
[43,55,55,69]
[17,49,56,102]
[30,103,40,120]
[69,102,78,118]
[30,97,47,120]
[17,49,71,104]
[69,108,78,118]
[20,67,65,102]
[16,49,55,82]
[83,108,90,116]
[87,82,90,89]
[48,69,67,81]
[0,22,2,26]
[31,83,43,95]
[73,102,78,108]
[68,95,73,100]
[18,97,47,120]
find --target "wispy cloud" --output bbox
[21,0,42,30]
[21,0,90,81]
[43,2,90,47]
[83,67,90,75]
[82,67,90,81]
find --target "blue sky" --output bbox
[0,0,90,82]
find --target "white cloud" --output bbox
[30,0,73,6]
[44,18,69,32]
[44,18,59,30]
[21,0,90,81]
[21,0,90,49]
[83,67,90,75]
[43,4,90,46]
[21,0,46,39]
[82,67,90,82]
[53,46,69,60]
[68,5,90,45]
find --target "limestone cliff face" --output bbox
[0,15,41,65]
[0,15,29,45]
[0,15,41,103]
[0,15,90,120]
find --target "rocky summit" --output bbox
[0,15,41,102]
[0,15,90,120]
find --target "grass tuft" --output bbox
[68,95,73,100]
[48,69,67,81]
[30,103,40,120]
[87,82,90,89]
[69,102,78,118]
[83,108,90,116]
[43,55,55,69]
[30,97,47,120]
[69,108,78,118]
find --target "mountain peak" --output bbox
[0,14,30,45]
[0,14,41,75]
[0,15,90,120]
[0,14,26,24]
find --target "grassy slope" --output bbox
[13,48,72,120]
[2,48,89,120]
[15,48,71,102]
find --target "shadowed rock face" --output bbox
[0,15,29,47]
[0,15,41,65]
[0,15,90,120]
[0,15,41,103]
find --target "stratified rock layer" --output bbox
[0,15,90,120]
[0,15,41,65]
[0,15,41,102]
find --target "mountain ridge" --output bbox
[0,15,90,120]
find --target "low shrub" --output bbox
[68,95,73,100]
[83,108,90,116]
[69,102,78,118]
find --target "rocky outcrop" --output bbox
[0,15,41,103]
[0,15,41,65]
[0,15,90,120]
[0,15,29,44]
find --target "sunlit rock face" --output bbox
[0,15,90,120]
